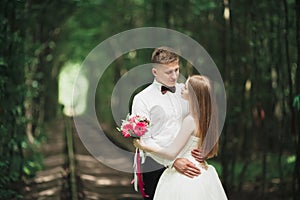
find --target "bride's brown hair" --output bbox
[187,75,219,158]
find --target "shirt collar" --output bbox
[153,79,178,93]
[153,79,164,91]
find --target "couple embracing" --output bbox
[131,47,228,200]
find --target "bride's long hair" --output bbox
[187,75,219,158]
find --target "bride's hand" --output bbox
[191,148,207,163]
[133,139,153,152]
[133,139,143,150]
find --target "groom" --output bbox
[131,47,201,200]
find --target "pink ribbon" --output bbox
[132,149,149,198]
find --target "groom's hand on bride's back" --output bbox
[173,158,201,178]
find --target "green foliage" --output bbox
[0,0,27,194]
[0,0,299,198]
[0,0,59,197]
[293,95,300,111]
[55,1,298,196]
[0,160,23,199]
[211,153,294,193]
[23,158,43,177]
[0,188,22,200]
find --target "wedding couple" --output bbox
[131,47,228,200]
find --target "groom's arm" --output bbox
[173,158,201,178]
[131,95,149,119]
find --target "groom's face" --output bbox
[152,62,179,87]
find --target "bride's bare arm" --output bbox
[133,115,195,160]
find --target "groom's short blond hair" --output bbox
[151,47,179,65]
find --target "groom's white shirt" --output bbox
[132,79,189,166]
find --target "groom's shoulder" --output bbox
[140,83,156,93]
[133,83,155,98]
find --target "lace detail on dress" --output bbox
[176,135,208,170]
[177,135,199,158]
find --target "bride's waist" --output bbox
[180,153,206,166]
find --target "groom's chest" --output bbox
[148,94,183,119]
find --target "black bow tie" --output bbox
[161,85,176,94]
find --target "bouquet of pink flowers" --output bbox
[117,114,150,198]
[117,114,150,138]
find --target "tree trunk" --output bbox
[220,0,230,192]
[163,1,170,27]
[294,0,300,198]
[283,0,295,134]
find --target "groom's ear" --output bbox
[152,68,157,76]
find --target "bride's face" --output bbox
[181,80,189,100]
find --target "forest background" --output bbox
[1,0,300,199]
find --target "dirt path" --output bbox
[22,118,69,200]
[22,116,143,200]
[73,116,142,200]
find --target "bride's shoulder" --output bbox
[183,115,196,127]
[184,114,194,121]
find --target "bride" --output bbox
[134,75,228,200]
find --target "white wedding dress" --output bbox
[153,135,228,200]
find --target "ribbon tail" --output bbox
[140,149,146,164]
[132,148,138,192]
[136,148,149,198]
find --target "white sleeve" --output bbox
[131,95,149,119]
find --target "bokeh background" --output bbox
[1,0,299,199]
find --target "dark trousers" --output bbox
[142,157,166,200]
